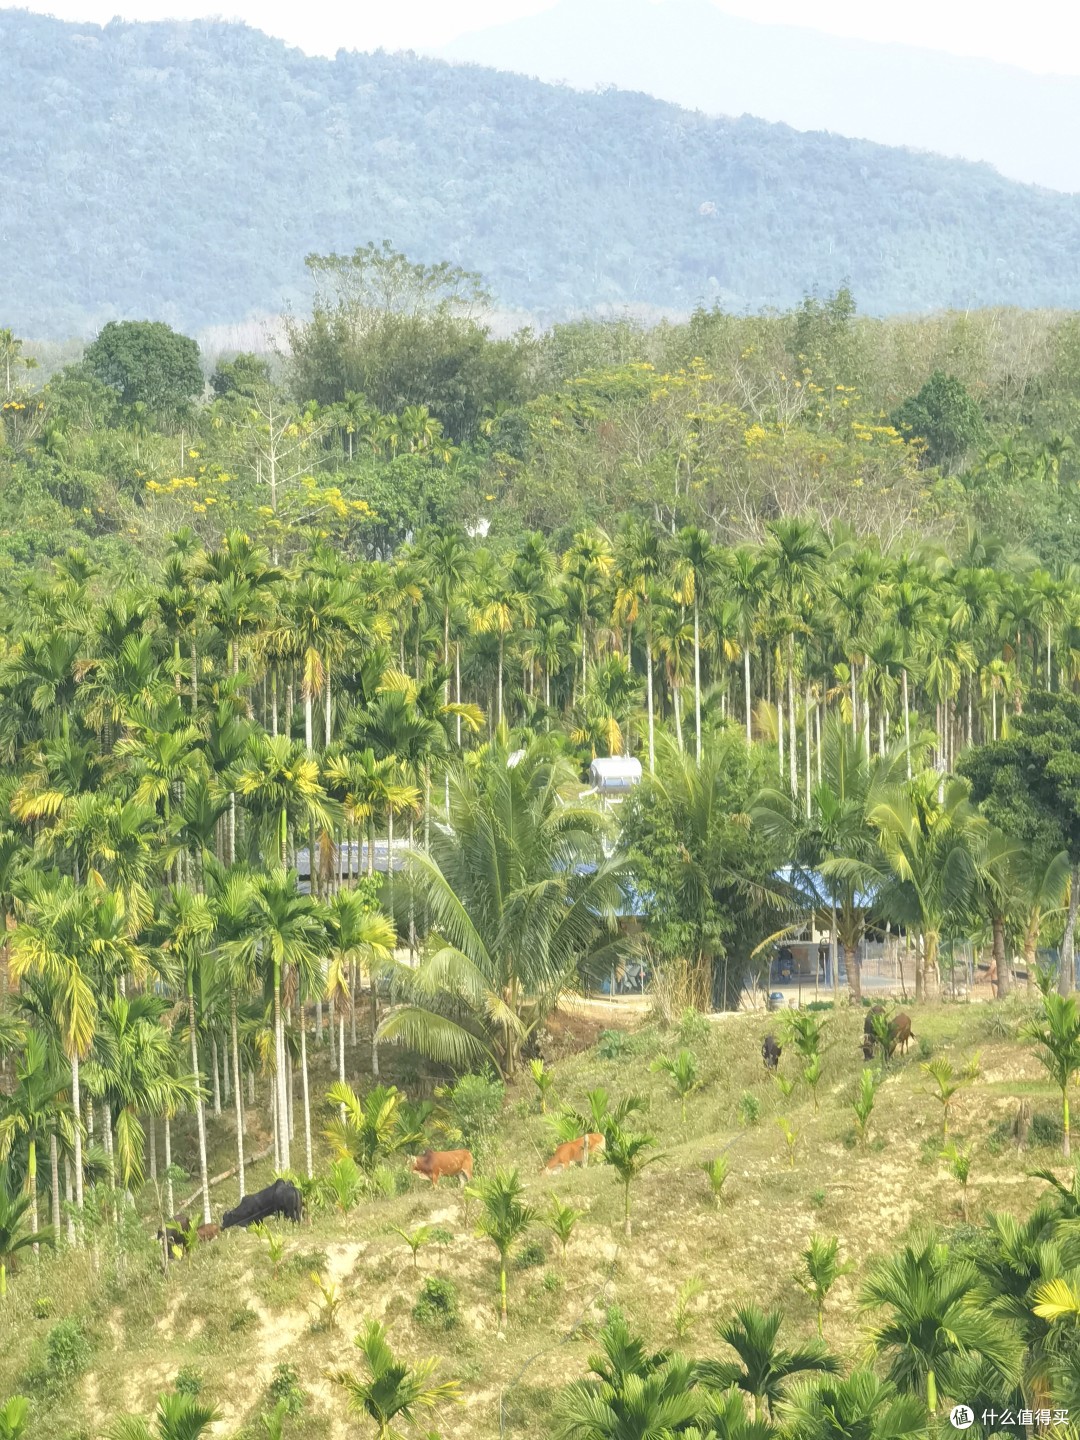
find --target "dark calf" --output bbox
[761,1034,782,1071]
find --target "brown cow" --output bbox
[862,1009,914,1061]
[541,1133,606,1174]
[407,1148,473,1187]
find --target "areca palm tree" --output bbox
[615,518,666,772]
[224,869,327,1174]
[701,1305,839,1421]
[10,877,106,1214]
[0,1166,52,1300]
[104,1392,220,1440]
[778,1370,928,1440]
[674,525,717,764]
[470,1168,536,1328]
[327,1318,460,1439]
[154,886,215,1223]
[766,519,828,796]
[0,1030,69,1237]
[1022,994,1080,1157]
[861,1232,1022,1414]
[324,890,395,1092]
[378,742,624,1078]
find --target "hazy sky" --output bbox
[9,0,1080,75]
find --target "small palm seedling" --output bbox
[602,1120,660,1240]
[529,1058,556,1114]
[771,1072,797,1103]
[794,1235,854,1337]
[920,1058,964,1137]
[781,1009,827,1060]
[0,1396,29,1440]
[776,1116,799,1169]
[1022,993,1080,1157]
[545,1196,582,1263]
[940,1141,972,1221]
[961,1051,982,1082]
[650,1049,701,1126]
[392,1224,433,1271]
[671,1276,705,1341]
[325,1156,363,1216]
[258,1400,289,1440]
[103,1392,220,1440]
[251,1221,285,1272]
[699,1153,731,1208]
[802,1053,824,1113]
[430,1226,454,1267]
[868,1008,895,1062]
[310,1271,342,1330]
[327,1318,461,1438]
[470,1169,536,1329]
[852,1069,880,1147]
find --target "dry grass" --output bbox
[0,994,1064,1438]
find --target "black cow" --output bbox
[222,1178,303,1231]
[762,1034,782,1071]
[156,1213,191,1250]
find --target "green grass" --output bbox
[0,1000,1064,1438]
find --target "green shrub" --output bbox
[412,1276,459,1330]
[448,1072,505,1154]
[514,1238,548,1271]
[228,1305,258,1333]
[596,1029,631,1060]
[266,1362,306,1416]
[1031,1111,1064,1147]
[917,1035,933,1060]
[174,1365,203,1397]
[805,1001,834,1012]
[542,1270,563,1294]
[677,1008,710,1046]
[32,1297,53,1320]
[27,1316,92,1394]
[737,1091,761,1127]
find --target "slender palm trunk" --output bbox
[71,1050,84,1213]
[210,1034,222,1116]
[672,684,683,751]
[49,1132,60,1236]
[787,635,797,796]
[693,594,702,763]
[164,1113,174,1219]
[1060,864,1080,997]
[993,915,1010,1000]
[300,1007,313,1180]
[645,623,655,773]
[188,989,212,1225]
[231,994,246,1199]
[274,967,291,1169]
[744,646,752,743]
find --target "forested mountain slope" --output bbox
[6,9,1080,336]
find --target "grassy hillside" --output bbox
[7,10,1080,335]
[0,997,1061,1438]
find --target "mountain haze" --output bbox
[5,9,1080,337]
[441,0,1080,194]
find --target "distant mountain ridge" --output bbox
[4,9,1080,338]
[440,0,1080,194]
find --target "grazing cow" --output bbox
[407,1149,473,1187]
[196,1223,220,1244]
[541,1133,606,1174]
[862,1008,914,1061]
[156,1214,191,1250]
[221,1178,303,1231]
[761,1034,782,1072]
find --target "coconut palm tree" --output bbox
[861,1232,1022,1415]
[470,1168,536,1329]
[378,742,624,1079]
[701,1305,839,1421]
[327,1318,460,1439]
